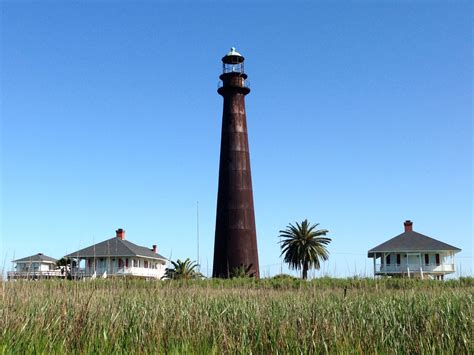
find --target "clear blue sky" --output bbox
[1,1,472,277]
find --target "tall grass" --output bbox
[1,278,472,353]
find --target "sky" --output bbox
[1,0,472,278]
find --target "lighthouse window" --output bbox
[223,63,243,74]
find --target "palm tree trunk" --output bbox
[302,261,308,280]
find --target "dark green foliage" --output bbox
[163,258,203,280]
[230,264,255,278]
[279,219,331,279]
[56,258,76,268]
[271,274,298,281]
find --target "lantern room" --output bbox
[222,47,245,74]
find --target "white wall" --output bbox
[15,262,54,272]
[83,256,166,279]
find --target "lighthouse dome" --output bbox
[222,47,245,64]
[226,47,242,57]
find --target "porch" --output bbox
[71,266,163,279]
[372,251,456,278]
[374,263,455,274]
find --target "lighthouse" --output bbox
[212,48,260,278]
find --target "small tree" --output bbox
[279,219,331,280]
[56,258,76,268]
[163,258,203,280]
[56,258,76,277]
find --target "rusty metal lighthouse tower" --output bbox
[212,48,260,278]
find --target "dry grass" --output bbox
[1,278,472,354]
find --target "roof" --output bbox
[368,231,461,257]
[225,47,242,57]
[13,253,57,264]
[64,237,167,261]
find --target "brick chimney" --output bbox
[152,245,157,253]
[116,228,125,240]
[404,220,413,232]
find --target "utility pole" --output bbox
[196,201,200,271]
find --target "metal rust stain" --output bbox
[213,50,260,278]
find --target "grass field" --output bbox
[1,277,472,354]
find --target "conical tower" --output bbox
[212,48,259,278]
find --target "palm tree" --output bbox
[279,219,331,280]
[163,258,203,280]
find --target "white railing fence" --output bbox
[7,270,64,279]
[375,263,455,273]
[71,266,163,279]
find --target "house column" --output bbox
[406,253,410,278]
[419,253,423,280]
[453,251,455,274]
[418,253,423,280]
[382,253,385,274]
[373,254,376,278]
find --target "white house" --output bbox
[64,228,167,279]
[368,220,461,280]
[8,253,61,279]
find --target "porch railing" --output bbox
[375,263,454,273]
[71,266,163,278]
[7,270,63,279]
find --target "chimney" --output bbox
[116,228,125,240]
[152,245,157,253]
[404,220,413,232]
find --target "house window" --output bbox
[435,254,440,265]
[125,258,129,268]
[386,255,391,265]
[424,254,429,265]
[87,259,92,268]
[396,254,401,265]
[144,260,148,268]
[118,259,123,268]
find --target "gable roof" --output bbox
[13,253,57,264]
[368,231,461,257]
[64,237,167,261]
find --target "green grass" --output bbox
[1,278,472,354]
